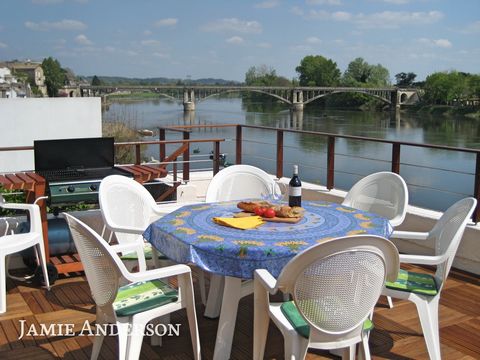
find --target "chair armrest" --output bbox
[110,242,143,254]
[254,269,278,295]
[399,253,445,266]
[107,225,144,235]
[1,202,42,235]
[123,264,191,283]
[391,230,429,241]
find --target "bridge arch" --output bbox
[303,90,391,105]
[197,89,292,105]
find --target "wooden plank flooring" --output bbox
[0,265,478,359]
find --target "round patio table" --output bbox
[144,200,392,279]
[144,200,392,360]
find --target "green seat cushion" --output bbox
[386,269,438,296]
[113,279,178,317]
[280,301,374,339]
[120,244,169,261]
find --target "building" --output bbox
[1,60,47,96]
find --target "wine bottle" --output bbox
[288,165,302,207]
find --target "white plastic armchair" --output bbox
[0,195,50,313]
[99,175,180,272]
[63,213,201,360]
[342,171,408,227]
[383,197,476,360]
[205,164,280,202]
[254,235,399,360]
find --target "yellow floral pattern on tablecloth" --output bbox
[347,229,367,235]
[336,207,356,213]
[354,213,371,221]
[169,219,185,226]
[175,227,196,235]
[191,205,211,211]
[275,240,308,252]
[197,235,224,242]
[176,211,191,218]
[360,221,375,229]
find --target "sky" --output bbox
[0,0,479,82]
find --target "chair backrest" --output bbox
[428,197,476,288]
[277,235,399,338]
[205,164,279,202]
[64,212,125,315]
[99,175,158,245]
[342,171,409,227]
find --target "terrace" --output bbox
[1,123,480,359]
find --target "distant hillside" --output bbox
[80,75,241,86]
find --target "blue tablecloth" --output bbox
[144,200,393,279]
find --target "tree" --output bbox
[395,72,417,87]
[343,57,390,86]
[245,65,278,86]
[42,57,66,97]
[91,75,102,86]
[295,55,341,86]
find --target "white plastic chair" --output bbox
[205,164,281,202]
[63,213,201,360]
[0,195,50,313]
[342,171,408,227]
[383,197,476,360]
[204,164,281,318]
[99,175,207,304]
[253,235,399,360]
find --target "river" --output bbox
[103,97,480,212]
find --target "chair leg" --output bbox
[198,270,207,306]
[204,274,224,318]
[284,335,309,360]
[387,296,394,309]
[414,296,441,360]
[36,243,50,290]
[116,318,132,360]
[341,346,355,360]
[358,335,371,360]
[149,315,170,347]
[90,333,105,360]
[179,272,201,360]
[253,279,270,360]
[0,255,6,313]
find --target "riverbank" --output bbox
[404,104,480,118]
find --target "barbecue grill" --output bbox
[34,137,133,206]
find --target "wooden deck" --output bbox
[0,264,478,360]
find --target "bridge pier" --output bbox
[291,90,304,111]
[390,89,400,112]
[183,89,195,111]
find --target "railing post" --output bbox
[213,141,220,175]
[159,128,166,161]
[276,130,284,179]
[474,153,480,223]
[392,143,401,174]
[135,144,141,165]
[183,131,190,182]
[327,136,335,190]
[236,125,242,164]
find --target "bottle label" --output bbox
[289,187,301,197]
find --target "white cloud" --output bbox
[305,36,321,44]
[201,18,262,34]
[461,21,480,34]
[254,0,279,9]
[257,42,272,48]
[25,19,87,31]
[153,52,170,58]
[32,0,63,4]
[126,50,138,56]
[291,6,304,16]
[354,11,444,29]
[306,0,342,5]
[144,30,152,36]
[154,18,178,27]
[104,46,115,52]
[141,39,161,46]
[289,44,313,52]
[417,38,452,48]
[75,34,93,45]
[380,0,410,4]
[226,36,244,44]
[0,42,7,48]
[332,11,352,21]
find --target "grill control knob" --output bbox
[67,186,75,193]
[89,184,98,191]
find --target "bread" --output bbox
[236,201,304,218]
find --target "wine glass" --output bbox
[261,180,287,203]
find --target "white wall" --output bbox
[0,97,102,173]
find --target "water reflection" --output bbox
[103,97,480,211]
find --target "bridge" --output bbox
[67,85,419,112]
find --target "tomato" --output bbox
[264,208,276,218]
[254,207,266,216]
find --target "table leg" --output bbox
[212,276,242,360]
[204,274,225,318]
